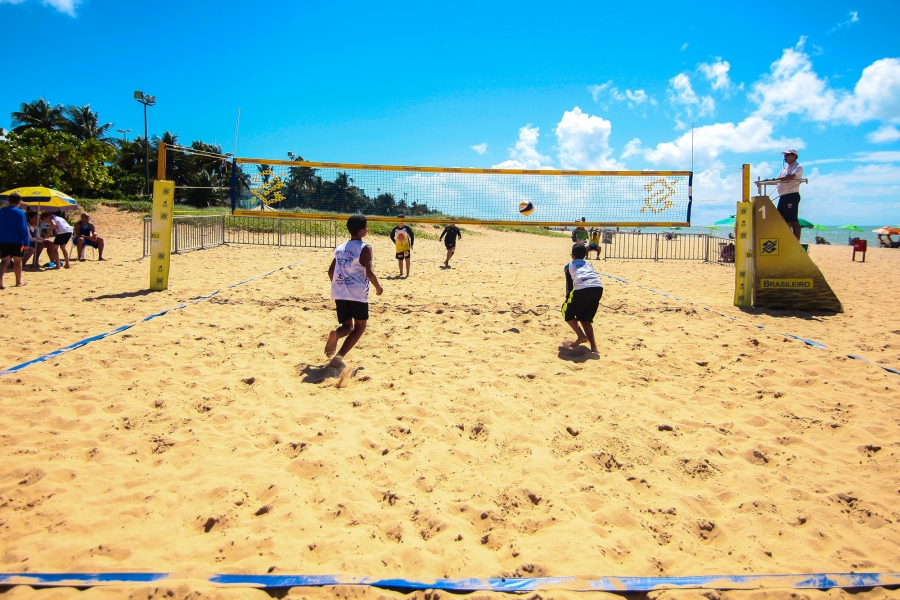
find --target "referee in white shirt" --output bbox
[775,148,804,240]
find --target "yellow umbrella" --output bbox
[1,187,80,212]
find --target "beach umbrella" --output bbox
[837,224,864,232]
[811,224,830,231]
[798,218,815,228]
[714,215,736,227]
[702,225,720,231]
[0,186,79,212]
[873,226,900,235]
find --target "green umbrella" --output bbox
[702,225,720,231]
[798,218,815,228]
[714,216,736,227]
[837,224,864,232]
[811,224,830,231]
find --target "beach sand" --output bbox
[1,207,899,600]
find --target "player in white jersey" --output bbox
[561,243,604,353]
[324,215,383,367]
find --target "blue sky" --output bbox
[1,0,899,224]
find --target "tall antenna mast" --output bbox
[691,121,694,173]
[232,108,241,157]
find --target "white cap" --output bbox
[781,148,799,156]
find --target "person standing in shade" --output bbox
[0,192,31,289]
[776,148,804,241]
[439,222,462,268]
[390,214,415,277]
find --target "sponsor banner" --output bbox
[753,196,842,312]
[149,180,175,291]
[233,157,690,178]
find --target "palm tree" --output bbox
[61,104,114,143]
[11,98,64,132]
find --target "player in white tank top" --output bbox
[331,239,370,302]
[324,215,384,367]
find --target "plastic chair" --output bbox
[852,239,867,262]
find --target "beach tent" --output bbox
[0,186,80,212]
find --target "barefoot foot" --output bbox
[324,330,338,358]
[328,354,345,369]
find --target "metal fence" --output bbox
[601,232,735,266]
[143,215,338,257]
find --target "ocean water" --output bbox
[636,226,895,247]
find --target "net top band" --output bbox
[234,158,690,177]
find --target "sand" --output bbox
[1,207,899,600]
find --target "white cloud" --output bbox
[698,59,733,91]
[828,11,859,34]
[492,125,552,170]
[642,115,802,167]
[752,38,900,125]
[799,164,900,223]
[0,0,81,15]
[853,151,900,163]
[680,42,689,51]
[470,143,487,155]
[667,73,715,117]
[688,162,776,224]
[589,82,655,110]
[621,138,643,159]
[867,125,900,143]
[554,107,621,170]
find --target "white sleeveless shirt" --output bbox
[331,239,370,302]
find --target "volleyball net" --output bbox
[229,158,692,227]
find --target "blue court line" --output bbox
[2,571,897,591]
[597,271,899,374]
[0,260,302,378]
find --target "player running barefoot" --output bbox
[561,243,604,353]
[325,215,383,367]
[439,222,462,267]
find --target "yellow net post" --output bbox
[149,180,174,291]
[733,164,754,308]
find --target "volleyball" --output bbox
[519,201,535,216]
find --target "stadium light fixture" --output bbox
[116,128,132,142]
[134,92,157,195]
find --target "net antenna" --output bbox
[231,158,693,228]
[159,143,236,206]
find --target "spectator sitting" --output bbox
[815,236,830,245]
[75,212,105,261]
[24,211,48,267]
[877,234,889,248]
[40,211,73,269]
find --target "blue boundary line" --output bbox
[1,571,897,591]
[596,271,897,375]
[0,261,302,378]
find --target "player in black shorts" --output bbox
[439,223,462,268]
[561,244,604,353]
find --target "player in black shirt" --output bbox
[439,223,462,268]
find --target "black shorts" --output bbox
[335,299,369,323]
[0,243,25,258]
[562,287,603,323]
[445,242,456,250]
[53,233,73,246]
[777,193,801,222]
[396,250,410,260]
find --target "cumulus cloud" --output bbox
[867,125,900,143]
[680,42,689,51]
[621,138,643,159]
[0,0,81,16]
[698,59,734,91]
[588,82,655,110]
[642,115,802,167]
[753,38,900,125]
[470,143,487,155]
[492,125,552,170]
[667,73,715,117]
[554,107,621,170]
[828,11,859,34]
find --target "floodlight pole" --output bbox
[134,91,157,196]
